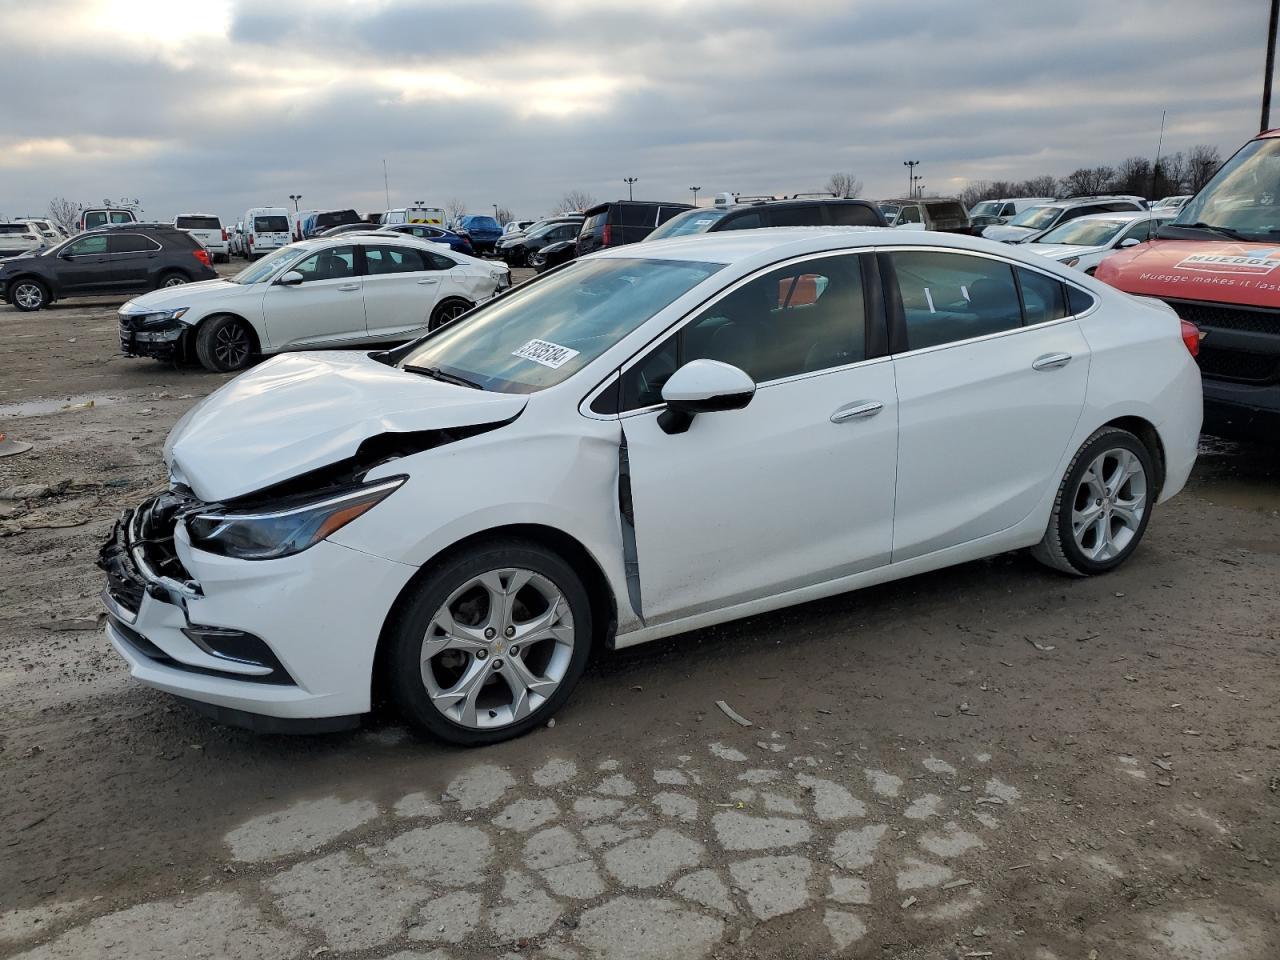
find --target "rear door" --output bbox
[885,249,1089,560]
[56,235,113,292]
[108,232,163,289]
[360,244,447,340]
[260,244,366,349]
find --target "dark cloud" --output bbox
[0,0,1268,222]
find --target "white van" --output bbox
[79,207,139,232]
[382,205,445,226]
[174,213,229,262]
[290,209,317,241]
[242,207,291,259]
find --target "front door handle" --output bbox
[337,283,360,292]
[1032,353,1072,371]
[831,400,884,423]
[417,278,440,285]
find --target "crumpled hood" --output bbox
[123,279,242,314]
[166,351,528,501]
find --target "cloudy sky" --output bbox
[0,0,1270,223]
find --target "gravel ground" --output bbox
[1,266,1278,959]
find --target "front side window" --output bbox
[108,233,161,254]
[1118,218,1156,244]
[65,235,108,256]
[896,205,923,225]
[890,251,1021,350]
[718,211,763,231]
[292,245,356,281]
[621,254,867,409]
[400,257,722,394]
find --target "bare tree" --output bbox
[1059,166,1114,197]
[1186,144,1221,193]
[554,190,596,214]
[824,172,863,198]
[445,197,468,225]
[47,197,80,234]
[494,204,514,226]
[1158,151,1187,195]
[1020,175,1059,199]
[958,181,999,207]
[1111,157,1153,197]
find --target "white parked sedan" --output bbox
[1027,211,1176,274]
[117,234,511,372]
[99,228,1202,745]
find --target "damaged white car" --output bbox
[100,228,1202,745]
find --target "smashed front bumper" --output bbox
[98,490,418,730]
[118,315,189,361]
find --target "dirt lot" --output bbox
[1,267,1278,959]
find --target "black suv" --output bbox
[576,200,693,255]
[0,224,217,312]
[645,194,886,241]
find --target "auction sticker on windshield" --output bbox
[512,339,580,369]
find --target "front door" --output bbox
[620,253,898,624]
[884,249,1090,561]
[56,235,113,293]
[260,245,366,349]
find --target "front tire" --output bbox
[9,279,49,312]
[386,539,593,746]
[194,314,254,372]
[1032,427,1156,576]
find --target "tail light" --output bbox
[221,228,228,241]
[602,224,612,245]
[193,248,212,267]
[1180,319,1200,358]
[22,234,37,240]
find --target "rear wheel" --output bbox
[429,298,473,331]
[9,279,49,312]
[1032,427,1155,576]
[195,314,254,372]
[387,539,593,746]
[157,270,189,289]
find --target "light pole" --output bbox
[689,185,701,206]
[623,177,639,201]
[288,194,302,212]
[911,174,924,198]
[492,203,499,219]
[903,160,920,198]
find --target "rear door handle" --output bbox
[830,400,884,423]
[1032,353,1072,371]
[337,283,361,292]
[417,278,439,285]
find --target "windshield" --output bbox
[1035,218,1129,247]
[878,204,900,220]
[399,257,722,394]
[1007,205,1060,230]
[646,207,730,240]
[969,201,1001,217]
[231,246,298,283]
[1174,138,1280,242]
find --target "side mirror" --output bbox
[657,359,756,435]
[277,270,304,286]
[1119,238,1141,249]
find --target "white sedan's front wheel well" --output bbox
[195,312,261,353]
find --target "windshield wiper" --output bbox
[402,364,483,390]
[1171,222,1252,242]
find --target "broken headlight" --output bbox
[186,476,405,561]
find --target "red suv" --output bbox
[1095,130,1280,440]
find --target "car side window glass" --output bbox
[1066,285,1097,316]
[1016,267,1068,325]
[1119,220,1152,243]
[622,336,679,410]
[683,255,865,384]
[66,236,108,256]
[891,251,1022,350]
[109,212,133,224]
[293,245,356,281]
[365,246,425,274]
[719,212,762,231]
[828,204,881,226]
[897,205,922,224]
[769,205,819,227]
[108,233,159,254]
[422,250,456,271]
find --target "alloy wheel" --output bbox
[420,567,575,729]
[213,323,251,369]
[1070,448,1147,562]
[162,275,188,287]
[14,283,43,309]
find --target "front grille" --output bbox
[1196,346,1280,384]
[1165,299,1280,336]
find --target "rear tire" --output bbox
[157,270,189,289]
[386,539,593,746]
[429,298,473,331]
[1032,427,1156,576]
[195,314,254,372]
[9,279,49,312]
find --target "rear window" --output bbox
[314,210,360,229]
[83,212,108,229]
[926,201,968,224]
[580,212,608,236]
[175,216,221,230]
[620,205,660,228]
[463,216,501,231]
[254,216,289,232]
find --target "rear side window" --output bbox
[767,205,821,227]
[889,251,1021,350]
[828,204,882,226]
[1066,285,1096,316]
[66,235,108,255]
[175,216,221,230]
[423,250,457,270]
[83,212,108,229]
[364,246,427,274]
[718,211,763,231]
[1016,267,1068,324]
[109,233,161,253]
[620,205,658,228]
[580,212,607,236]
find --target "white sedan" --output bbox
[100,228,1202,745]
[117,234,511,372]
[1027,211,1176,274]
